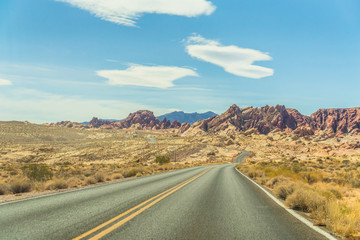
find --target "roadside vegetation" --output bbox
[236,132,360,239]
[0,121,237,200]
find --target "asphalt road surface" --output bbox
[1,152,329,240]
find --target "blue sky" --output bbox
[0,0,359,123]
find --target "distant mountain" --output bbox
[157,111,217,124]
[81,119,120,125]
[49,105,360,137]
[86,110,182,130]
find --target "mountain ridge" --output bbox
[157,111,217,124]
[48,104,360,137]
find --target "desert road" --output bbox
[1,152,329,240]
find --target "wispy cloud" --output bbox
[57,0,216,27]
[0,78,12,86]
[97,65,198,89]
[185,34,274,79]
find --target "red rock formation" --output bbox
[49,105,360,136]
[89,117,109,128]
[184,104,303,135]
[311,108,360,135]
[48,121,88,129]
[80,111,182,131]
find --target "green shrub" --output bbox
[21,164,53,181]
[155,155,170,165]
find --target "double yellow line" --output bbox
[73,168,211,240]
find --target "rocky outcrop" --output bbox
[49,105,360,136]
[48,121,88,129]
[182,105,360,136]
[71,110,182,131]
[311,108,360,135]
[183,104,301,135]
[89,117,110,128]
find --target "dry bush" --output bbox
[301,171,323,184]
[325,200,360,238]
[33,181,46,191]
[265,176,287,188]
[85,177,97,185]
[247,169,264,179]
[94,172,105,183]
[67,177,82,188]
[9,178,32,193]
[112,173,123,180]
[286,187,326,212]
[0,183,8,195]
[123,169,138,178]
[45,178,68,190]
[274,182,295,200]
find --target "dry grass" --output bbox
[273,182,295,200]
[9,178,32,194]
[235,131,360,239]
[285,186,326,212]
[45,178,68,190]
[0,121,237,200]
[94,172,105,183]
[0,183,8,195]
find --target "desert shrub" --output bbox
[248,169,264,179]
[21,164,53,181]
[274,182,295,200]
[155,155,170,165]
[350,179,360,188]
[67,177,82,188]
[0,183,8,195]
[9,178,32,193]
[94,172,105,183]
[46,178,68,190]
[342,160,350,165]
[301,171,322,184]
[123,169,138,178]
[112,173,123,180]
[325,200,360,238]
[85,177,97,185]
[322,187,343,200]
[286,188,326,212]
[266,177,280,188]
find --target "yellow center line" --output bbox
[73,168,211,240]
[89,168,210,240]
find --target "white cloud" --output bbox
[0,79,12,86]
[57,0,216,26]
[185,34,274,79]
[97,65,198,89]
[0,89,167,123]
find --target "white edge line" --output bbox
[234,167,338,240]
